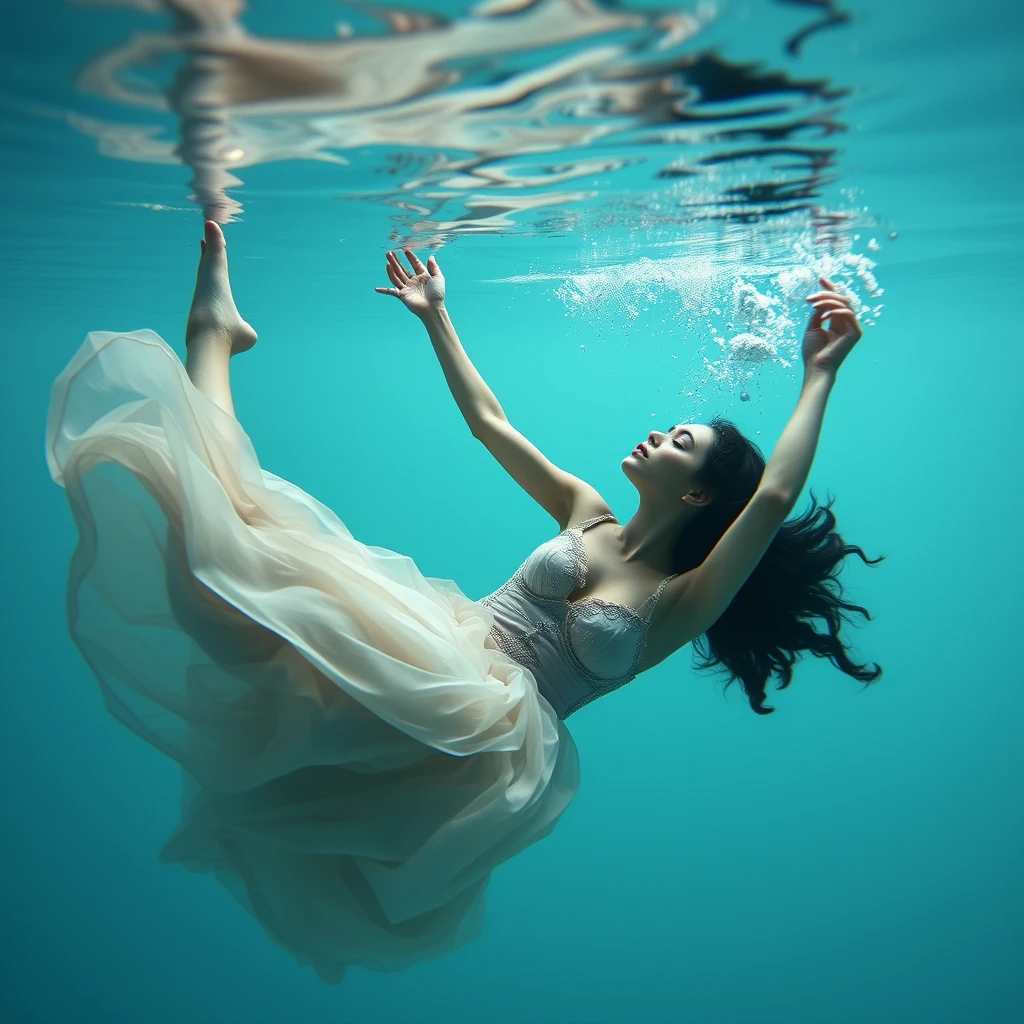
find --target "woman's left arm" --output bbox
[759,276,862,503]
[664,277,863,642]
[759,368,835,505]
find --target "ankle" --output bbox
[185,324,235,351]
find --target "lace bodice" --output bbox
[478,514,678,718]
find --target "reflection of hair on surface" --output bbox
[65,0,859,241]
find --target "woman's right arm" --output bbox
[418,303,505,435]
[376,249,603,529]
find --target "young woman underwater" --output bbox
[46,221,881,983]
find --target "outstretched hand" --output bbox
[375,248,445,318]
[802,276,863,376]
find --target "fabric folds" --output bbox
[45,330,579,983]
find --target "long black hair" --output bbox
[673,417,883,715]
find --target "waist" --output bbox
[482,605,632,720]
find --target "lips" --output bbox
[634,443,648,458]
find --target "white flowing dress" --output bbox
[45,330,581,984]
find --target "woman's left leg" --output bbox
[184,220,257,420]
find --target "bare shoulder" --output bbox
[563,479,615,530]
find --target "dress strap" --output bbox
[636,573,680,620]
[575,513,617,532]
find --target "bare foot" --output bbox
[185,221,257,355]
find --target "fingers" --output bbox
[403,248,427,275]
[804,292,844,332]
[821,306,862,337]
[805,289,852,306]
[812,299,850,317]
[379,244,440,298]
[386,250,410,286]
[385,261,404,290]
[805,284,857,323]
[803,279,862,334]
[809,303,862,337]
[387,247,442,275]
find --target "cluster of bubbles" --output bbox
[552,231,887,401]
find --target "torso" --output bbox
[564,489,687,675]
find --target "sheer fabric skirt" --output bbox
[45,330,580,983]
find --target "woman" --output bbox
[375,245,882,720]
[46,222,880,984]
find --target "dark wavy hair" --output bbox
[673,416,883,715]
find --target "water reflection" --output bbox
[69,0,855,242]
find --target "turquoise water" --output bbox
[3,0,1022,1021]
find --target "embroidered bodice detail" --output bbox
[478,514,679,719]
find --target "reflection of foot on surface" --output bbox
[186,220,257,355]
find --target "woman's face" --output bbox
[621,423,716,503]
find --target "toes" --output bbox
[203,220,226,253]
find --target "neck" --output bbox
[618,494,702,570]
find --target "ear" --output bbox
[681,488,712,508]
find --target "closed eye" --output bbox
[667,425,694,450]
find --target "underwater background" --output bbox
[2,0,1021,1021]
